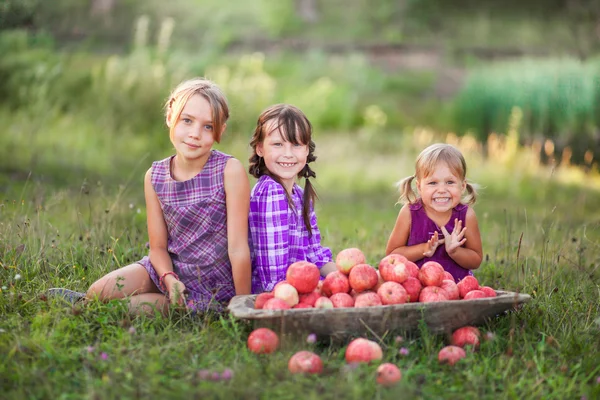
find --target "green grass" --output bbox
[1,126,600,399]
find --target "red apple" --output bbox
[379,254,410,283]
[330,292,355,308]
[374,270,385,291]
[263,298,291,310]
[254,292,274,309]
[292,303,313,309]
[322,271,350,296]
[348,264,378,292]
[457,276,479,298]
[288,351,323,374]
[286,261,320,294]
[405,260,420,279]
[247,328,279,354]
[440,279,460,300]
[401,277,422,302]
[376,363,402,387]
[443,271,455,282]
[464,290,487,300]
[335,248,366,275]
[451,326,481,348]
[419,286,449,303]
[438,345,467,366]
[377,281,409,305]
[480,286,497,297]
[418,261,445,286]
[354,291,383,307]
[314,296,334,309]
[298,289,321,307]
[273,282,299,307]
[345,338,383,363]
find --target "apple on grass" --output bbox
[438,345,467,366]
[376,363,402,387]
[286,261,320,294]
[451,326,481,349]
[247,328,279,354]
[345,338,383,363]
[288,351,323,374]
[335,248,366,275]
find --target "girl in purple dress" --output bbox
[385,143,483,282]
[248,104,336,293]
[85,78,252,313]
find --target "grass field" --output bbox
[1,128,600,399]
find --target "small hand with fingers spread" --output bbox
[440,218,467,255]
[423,231,445,257]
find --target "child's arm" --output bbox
[224,159,252,296]
[385,204,437,262]
[144,168,186,305]
[249,181,290,292]
[305,201,335,277]
[440,208,483,270]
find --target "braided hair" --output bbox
[249,104,319,237]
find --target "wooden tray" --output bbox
[228,291,531,340]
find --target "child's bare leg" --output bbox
[87,263,159,300]
[128,293,170,315]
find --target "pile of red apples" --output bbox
[255,248,498,311]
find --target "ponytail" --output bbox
[463,181,478,205]
[397,175,418,205]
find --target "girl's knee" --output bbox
[86,275,121,300]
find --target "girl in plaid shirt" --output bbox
[84,78,252,313]
[248,104,337,293]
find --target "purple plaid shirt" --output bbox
[249,175,332,293]
[138,150,235,311]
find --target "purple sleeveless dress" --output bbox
[137,150,235,311]
[407,200,473,282]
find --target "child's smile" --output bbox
[417,162,466,217]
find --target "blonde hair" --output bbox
[165,78,229,143]
[397,143,478,205]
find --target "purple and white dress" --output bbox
[249,175,332,293]
[137,150,235,311]
[407,200,474,282]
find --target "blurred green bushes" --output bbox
[453,58,600,162]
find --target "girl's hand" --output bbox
[166,278,187,307]
[440,218,467,255]
[423,231,444,257]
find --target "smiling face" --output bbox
[257,120,309,193]
[170,93,223,163]
[416,162,466,217]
